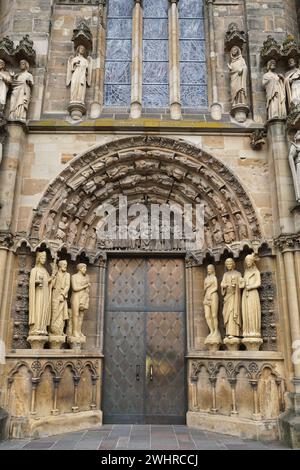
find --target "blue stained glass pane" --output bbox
[143,62,168,84]
[180,41,206,62]
[144,0,168,18]
[106,39,132,61]
[143,85,169,107]
[180,63,207,85]
[143,40,168,61]
[180,19,204,39]
[105,85,131,106]
[144,19,168,39]
[105,62,131,84]
[108,0,133,17]
[181,85,207,107]
[179,0,203,18]
[107,19,132,38]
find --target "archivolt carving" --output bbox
[28,137,261,255]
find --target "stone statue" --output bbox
[240,254,262,350]
[50,260,71,344]
[221,258,242,350]
[66,45,92,120]
[28,252,52,347]
[67,217,80,245]
[204,265,221,350]
[44,211,56,239]
[86,227,97,251]
[212,218,223,245]
[228,46,249,122]
[56,216,68,243]
[222,216,236,244]
[0,59,12,113]
[285,57,300,108]
[9,60,34,121]
[78,223,89,248]
[289,131,300,202]
[69,264,91,345]
[262,59,287,121]
[236,213,248,240]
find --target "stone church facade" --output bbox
[0,0,300,448]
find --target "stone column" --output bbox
[168,0,181,120]
[186,263,195,352]
[91,0,107,119]
[0,122,27,233]
[282,248,300,386]
[267,120,295,235]
[0,122,27,347]
[97,257,107,351]
[206,0,222,121]
[130,0,143,119]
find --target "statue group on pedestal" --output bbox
[0,58,34,120]
[28,252,90,350]
[204,254,263,352]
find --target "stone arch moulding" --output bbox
[26,136,264,260]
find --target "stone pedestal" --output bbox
[130,101,142,120]
[48,335,66,350]
[27,335,48,350]
[224,337,241,351]
[231,104,249,123]
[205,333,222,352]
[279,407,300,449]
[242,337,263,351]
[68,102,86,121]
[68,335,86,351]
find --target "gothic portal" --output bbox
[0,0,300,448]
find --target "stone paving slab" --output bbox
[0,425,291,450]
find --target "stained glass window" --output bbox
[179,0,207,108]
[142,0,169,108]
[104,0,133,107]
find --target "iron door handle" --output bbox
[149,364,153,381]
[136,365,141,382]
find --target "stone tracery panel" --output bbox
[28,136,261,257]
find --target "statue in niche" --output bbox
[70,263,91,340]
[66,45,92,121]
[204,265,222,350]
[44,211,56,239]
[9,60,34,121]
[78,223,89,248]
[212,218,223,245]
[28,252,52,338]
[262,59,287,121]
[285,57,300,109]
[240,254,263,350]
[222,216,236,244]
[86,227,97,251]
[56,216,69,243]
[221,258,242,347]
[50,260,70,337]
[204,224,213,248]
[288,131,300,202]
[228,46,249,122]
[67,217,80,245]
[236,213,248,240]
[0,59,12,113]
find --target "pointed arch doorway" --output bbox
[102,255,187,424]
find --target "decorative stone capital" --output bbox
[250,129,267,151]
[0,231,13,249]
[225,23,247,51]
[274,234,299,252]
[72,22,93,53]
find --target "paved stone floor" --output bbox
[0,425,290,450]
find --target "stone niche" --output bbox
[4,354,102,439]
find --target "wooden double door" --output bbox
[103,257,186,424]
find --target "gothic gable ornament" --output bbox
[72,21,93,54]
[225,23,247,52]
[14,35,36,66]
[0,36,15,65]
[260,35,282,63]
